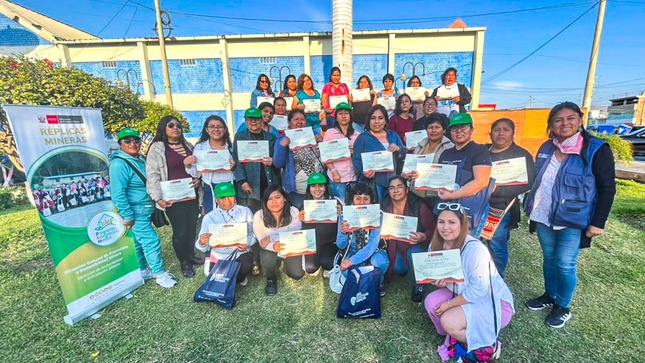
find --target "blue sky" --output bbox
[13,0,645,109]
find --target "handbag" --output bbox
[337,265,381,319]
[193,252,240,309]
[113,156,169,228]
[329,242,351,294]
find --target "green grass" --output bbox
[1,182,644,362]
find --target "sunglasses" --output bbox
[436,202,468,212]
[121,138,142,145]
[166,122,182,129]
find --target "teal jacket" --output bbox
[109,150,153,222]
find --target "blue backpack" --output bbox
[337,266,381,319]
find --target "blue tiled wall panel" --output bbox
[150,58,224,95]
[352,54,389,88]
[181,110,227,138]
[233,110,246,133]
[309,55,333,91]
[0,14,51,47]
[72,61,143,94]
[229,56,304,94]
[394,52,474,91]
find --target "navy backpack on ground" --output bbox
[193,252,240,309]
[337,266,381,319]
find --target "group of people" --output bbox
[34,176,110,215]
[109,74,616,358]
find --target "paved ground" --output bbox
[616,160,645,183]
[44,200,113,228]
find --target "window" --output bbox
[102,61,117,68]
[180,59,196,66]
[260,57,276,65]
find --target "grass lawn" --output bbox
[1,180,644,362]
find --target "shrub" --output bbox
[594,133,634,166]
[0,185,28,211]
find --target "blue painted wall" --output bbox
[181,110,227,138]
[352,54,389,89]
[73,61,143,94]
[309,55,333,91]
[150,58,224,95]
[394,52,474,92]
[0,14,51,49]
[229,56,304,95]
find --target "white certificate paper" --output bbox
[412,249,464,284]
[285,127,317,150]
[361,151,394,173]
[271,115,289,131]
[491,157,528,186]
[208,223,248,248]
[303,99,321,113]
[402,154,434,174]
[236,140,269,163]
[377,96,396,111]
[319,138,351,163]
[405,130,426,150]
[195,149,230,173]
[329,95,348,109]
[284,97,294,111]
[437,85,460,99]
[406,87,426,102]
[160,178,196,202]
[415,163,457,191]
[278,229,317,258]
[342,204,381,231]
[351,88,371,102]
[380,212,418,242]
[256,96,275,106]
[303,199,338,224]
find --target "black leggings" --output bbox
[206,253,253,283]
[316,241,339,271]
[259,248,319,280]
[164,199,199,263]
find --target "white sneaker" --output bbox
[323,270,331,278]
[155,272,177,288]
[238,277,248,286]
[140,268,154,281]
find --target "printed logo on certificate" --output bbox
[278,229,317,258]
[303,199,338,223]
[405,130,426,150]
[406,87,426,102]
[402,154,433,174]
[303,99,321,113]
[415,163,457,191]
[283,97,294,111]
[160,178,196,202]
[195,149,231,173]
[342,204,381,231]
[319,138,350,163]
[271,115,289,131]
[329,95,348,109]
[380,212,418,242]
[208,223,248,248]
[491,157,528,186]
[412,249,464,284]
[284,127,317,150]
[377,96,396,111]
[256,96,275,106]
[351,88,371,102]
[236,140,269,163]
[361,151,394,173]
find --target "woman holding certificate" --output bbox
[410,113,453,202]
[377,73,400,117]
[273,109,324,209]
[524,102,615,329]
[412,96,439,131]
[184,115,235,214]
[292,73,325,135]
[430,67,472,116]
[424,204,514,361]
[253,185,318,295]
[321,67,350,130]
[406,76,430,119]
[388,94,416,148]
[322,102,359,202]
[352,105,407,202]
[250,73,275,108]
[146,116,202,279]
[279,74,297,98]
[235,102,279,137]
[348,75,377,132]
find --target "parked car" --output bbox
[621,128,645,156]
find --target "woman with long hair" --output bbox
[406,75,429,119]
[348,75,378,133]
[250,73,275,108]
[292,73,325,136]
[321,66,350,130]
[323,102,359,202]
[279,74,298,98]
[430,67,472,116]
[388,93,416,153]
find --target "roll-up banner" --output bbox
[3,105,143,325]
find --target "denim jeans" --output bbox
[375,185,387,203]
[342,249,389,285]
[392,243,426,285]
[488,213,511,278]
[536,222,582,308]
[329,182,347,204]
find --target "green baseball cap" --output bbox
[449,113,473,127]
[335,102,352,113]
[244,107,262,118]
[117,128,140,141]
[307,172,327,185]
[214,182,236,198]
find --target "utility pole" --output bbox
[529,96,534,108]
[154,0,173,108]
[582,0,606,123]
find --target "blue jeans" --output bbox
[202,183,215,214]
[131,204,165,275]
[375,185,387,203]
[489,213,511,278]
[536,223,582,308]
[329,182,347,204]
[343,250,389,285]
[325,114,336,130]
[392,244,426,283]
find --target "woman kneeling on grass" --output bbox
[424,203,514,361]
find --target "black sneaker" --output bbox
[180,262,195,278]
[411,284,424,303]
[265,278,277,296]
[545,305,572,328]
[188,255,205,265]
[525,293,554,311]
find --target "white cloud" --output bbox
[490,81,524,90]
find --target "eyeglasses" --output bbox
[388,185,406,192]
[260,80,268,84]
[437,202,469,212]
[246,118,261,123]
[450,125,471,132]
[424,103,437,108]
[121,138,142,145]
[166,122,182,129]
[207,125,225,131]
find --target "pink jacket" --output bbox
[323,128,359,182]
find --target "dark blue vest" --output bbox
[525,137,605,229]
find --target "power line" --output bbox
[71,0,131,58]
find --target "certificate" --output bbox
[329,95,348,109]
[319,138,351,163]
[284,127,317,150]
[406,87,426,102]
[351,88,371,102]
[236,140,269,163]
[278,229,317,258]
[412,249,464,284]
[401,154,434,174]
[405,130,426,150]
[283,97,294,111]
[415,163,457,191]
[342,204,381,231]
[380,212,418,242]
[195,149,230,173]
[303,199,338,223]
[303,99,321,113]
[256,96,275,106]
[491,157,528,186]
[208,223,248,248]
[437,85,459,99]
[361,151,394,173]
[377,96,396,111]
[271,115,289,131]
[160,178,196,202]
